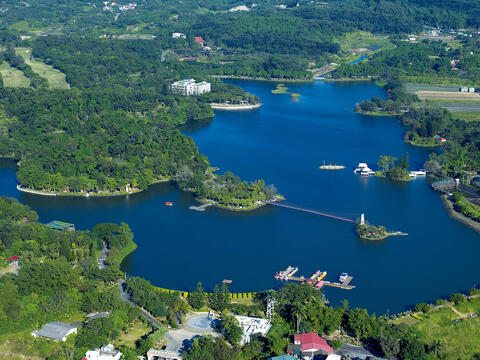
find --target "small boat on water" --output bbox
[354,163,375,176]
[222,279,232,284]
[339,272,348,282]
[165,201,173,206]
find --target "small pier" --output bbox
[321,276,355,290]
[274,266,355,290]
[189,203,212,212]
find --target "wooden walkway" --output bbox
[322,276,355,290]
[189,203,212,212]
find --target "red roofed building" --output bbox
[194,36,205,44]
[287,333,333,359]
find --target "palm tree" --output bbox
[291,301,307,333]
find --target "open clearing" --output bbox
[0,62,30,88]
[416,91,480,101]
[15,48,69,89]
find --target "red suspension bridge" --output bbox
[269,201,363,225]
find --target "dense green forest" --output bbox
[0,36,269,201]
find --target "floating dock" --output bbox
[274,266,355,290]
[189,203,212,212]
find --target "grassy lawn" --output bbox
[231,297,256,306]
[15,48,69,89]
[453,112,480,122]
[408,306,480,359]
[114,320,152,348]
[0,61,30,88]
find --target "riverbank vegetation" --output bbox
[376,153,411,181]
[451,192,480,222]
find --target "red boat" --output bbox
[165,202,173,206]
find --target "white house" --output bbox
[85,344,122,360]
[234,315,271,344]
[171,79,211,96]
[31,322,77,342]
[172,32,186,39]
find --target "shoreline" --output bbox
[210,103,262,110]
[17,184,144,197]
[441,195,480,235]
[210,75,313,83]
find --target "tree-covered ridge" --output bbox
[333,38,480,84]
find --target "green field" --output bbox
[414,302,480,359]
[404,83,460,93]
[15,48,69,89]
[0,61,30,88]
[452,112,480,122]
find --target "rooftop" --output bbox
[32,322,77,341]
[45,220,75,230]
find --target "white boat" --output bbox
[355,163,375,176]
[339,273,348,282]
[409,169,427,177]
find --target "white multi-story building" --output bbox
[171,79,211,96]
[85,344,122,360]
[172,32,186,39]
[234,315,272,344]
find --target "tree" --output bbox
[449,293,465,304]
[221,315,243,345]
[189,282,206,310]
[414,303,431,313]
[378,156,392,173]
[379,334,401,358]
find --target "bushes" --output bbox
[414,303,432,313]
[449,293,465,304]
[453,192,480,222]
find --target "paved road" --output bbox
[118,279,162,328]
[337,343,376,360]
[98,242,108,269]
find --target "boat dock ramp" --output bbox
[274,266,355,290]
[189,203,212,212]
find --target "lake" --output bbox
[2,80,479,314]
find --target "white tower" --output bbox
[360,213,365,225]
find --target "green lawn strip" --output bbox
[107,239,137,266]
[15,48,69,89]
[0,62,30,88]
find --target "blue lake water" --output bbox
[1,80,479,314]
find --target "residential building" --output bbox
[287,332,334,360]
[171,79,211,96]
[84,344,122,360]
[31,322,78,342]
[86,312,110,322]
[194,36,205,44]
[234,315,272,344]
[172,32,186,39]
